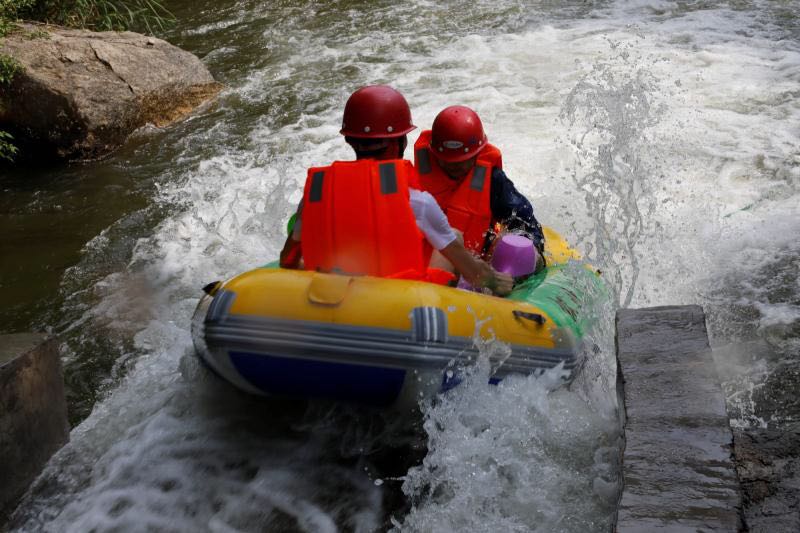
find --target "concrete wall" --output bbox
[614,306,743,531]
[0,334,69,523]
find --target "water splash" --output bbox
[396,262,620,532]
[559,38,666,307]
[395,356,619,532]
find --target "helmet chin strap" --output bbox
[397,136,407,159]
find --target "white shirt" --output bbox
[409,189,457,250]
[291,189,457,251]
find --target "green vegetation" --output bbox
[1,1,174,36]
[25,27,49,38]
[22,1,176,35]
[0,50,21,161]
[0,129,16,161]
[1,0,35,36]
[0,50,20,83]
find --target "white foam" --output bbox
[396,355,619,532]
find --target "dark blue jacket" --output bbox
[489,167,545,253]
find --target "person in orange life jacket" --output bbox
[414,105,546,273]
[279,85,513,295]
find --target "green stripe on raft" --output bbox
[507,261,605,340]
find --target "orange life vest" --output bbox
[414,130,500,254]
[300,159,453,284]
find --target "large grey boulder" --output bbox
[0,23,222,161]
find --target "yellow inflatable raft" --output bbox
[191,228,601,407]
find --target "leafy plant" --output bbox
[0,0,36,15]
[0,1,29,163]
[0,0,37,36]
[0,129,17,161]
[0,52,21,83]
[0,52,21,161]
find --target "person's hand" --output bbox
[469,262,513,296]
[487,271,514,296]
[439,240,513,296]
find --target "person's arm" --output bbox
[279,234,302,268]
[279,201,303,269]
[411,189,512,295]
[489,168,545,254]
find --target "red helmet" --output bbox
[429,105,487,163]
[340,85,416,138]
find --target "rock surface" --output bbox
[732,425,800,532]
[0,23,222,161]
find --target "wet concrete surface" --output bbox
[615,305,743,531]
[0,334,69,525]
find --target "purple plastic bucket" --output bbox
[491,234,537,277]
[457,234,537,291]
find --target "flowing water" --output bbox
[3,0,799,531]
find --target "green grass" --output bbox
[25,27,49,38]
[14,0,176,35]
[1,0,36,36]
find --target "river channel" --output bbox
[2,1,799,531]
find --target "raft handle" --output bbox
[203,281,222,296]
[513,310,546,325]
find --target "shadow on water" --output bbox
[0,157,152,335]
[0,114,228,423]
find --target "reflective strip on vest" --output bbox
[470,166,486,191]
[309,170,325,202]
[416,147,432,175]
[379,162,398,194]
